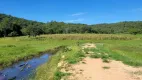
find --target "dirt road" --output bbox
[61,43,142,80]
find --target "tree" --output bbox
[0,18,10,37]
[129,28,140,35]
[1,13,142,37]
[9,22,22,36]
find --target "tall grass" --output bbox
[40,34,141,40]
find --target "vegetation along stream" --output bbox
[0,53,51,80]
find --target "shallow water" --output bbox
[0,53,51,80]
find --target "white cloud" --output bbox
[65,18,84,23]
[70,12,87,16]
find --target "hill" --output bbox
[0,13,142,37]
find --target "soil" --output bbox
[66,57,142,80]
[60,43,142,80]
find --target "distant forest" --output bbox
[0,13,142,37]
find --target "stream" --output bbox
[0,53,51,80]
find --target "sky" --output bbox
[0,0,142,24]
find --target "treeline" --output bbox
[91,22,142,34]
[0,13,142,37]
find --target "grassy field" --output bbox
[0,36,77,68]
[0,34,142,79]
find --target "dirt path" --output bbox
[61,43,142,80]
[66,57,142,80]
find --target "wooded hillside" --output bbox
[0,13,142,37]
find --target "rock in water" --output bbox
[19,64,26,67]
[8,76,16,80]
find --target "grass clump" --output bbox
[82,61,86,64]
[54,70,71,80]
[90,54,101,58]
[65,46,85,64]
[89,47,111,63]
[3,44,16,47]
[102,59,110,63]
[101,53,110,59]
[65,51,85,64]
[83,48,90,54]
[133,71,142,75]
[102,66,110,69]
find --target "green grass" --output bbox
[65,50,85,64]
[54,70,71,80]
[88,41,142,66]
[36,43,81,80]
[0,34,142,79]
[35,50,63,80]
[0,36,77,68]
[105,40,142,66]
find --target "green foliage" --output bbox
[0,13,142,38]
[54,70,71,80]
[65,51,85,64]
[8,31,18,37]
[0,13,44,37]
[102,58,110,63]
[129,28,140,35]
[90,54,101,58]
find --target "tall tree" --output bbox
[0,18,10,37]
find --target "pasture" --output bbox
[0,34,142,79]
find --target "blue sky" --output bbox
[0,0,142,24]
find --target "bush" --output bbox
[8,31,18,37]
